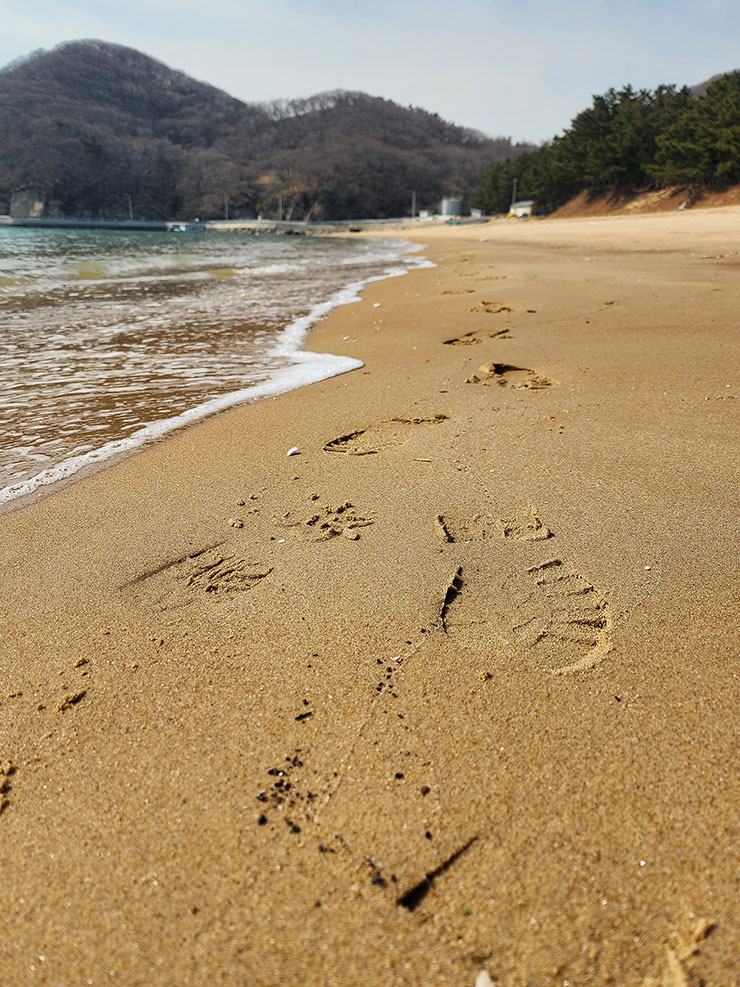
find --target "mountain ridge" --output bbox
[0,40,530,219]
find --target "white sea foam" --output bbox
[0,354,361,506]
[0,239,434,509]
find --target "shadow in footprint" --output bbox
[443,329,510,346]
[467,363,557,389]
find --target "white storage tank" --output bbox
[440,197,462,217]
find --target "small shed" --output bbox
[510,199,534,218]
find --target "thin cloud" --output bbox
[0,0,737,143]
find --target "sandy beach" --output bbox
[1,207,739,985]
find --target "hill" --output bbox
[0,40,531,220]
[689,70,738,96]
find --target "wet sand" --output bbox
[1,207,739,985]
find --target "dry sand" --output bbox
[1,207,739,985]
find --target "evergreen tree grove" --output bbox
[469,80,734,214]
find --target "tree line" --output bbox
[471,72,740,214]
[0,41,532,220]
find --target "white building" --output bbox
[510,199,535,218]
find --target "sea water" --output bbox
[0,227,429,511]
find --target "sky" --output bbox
[1,0,738,143]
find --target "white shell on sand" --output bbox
[475,972,495,987]
[287,447,300,456]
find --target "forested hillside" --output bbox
[471,72,740,214]
[0,40,530,219]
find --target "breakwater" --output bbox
[0,215,447,234]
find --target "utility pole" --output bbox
[511,178,518,212]
[224,193,230,220]
[411,190,417,220]
[278,193,283,221]
[125,193,133,219]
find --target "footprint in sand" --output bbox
[467,301,513,314]
[443,328,511,346]
[499,558,612,675]
[437,505,551,543]
[323,414,448,456]
[466,363,557,389]
[439,289,475,296]
[122,545,273,610]
[437,508,612,675]
[277,500,374,542]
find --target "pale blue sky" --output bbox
[1,0,737,142]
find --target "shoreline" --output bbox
[0,235,430,517]
[1,208,739,983]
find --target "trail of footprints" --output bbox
[119,350,598,674]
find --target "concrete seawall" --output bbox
[0,215,451,234]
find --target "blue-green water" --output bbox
[0,228,427,509]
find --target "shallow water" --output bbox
[0,228,427,508]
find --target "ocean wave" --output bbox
[0,236,434,509]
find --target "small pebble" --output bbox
[229,518,244,528]
[644,565,651,571]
